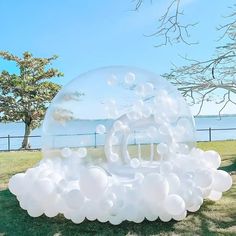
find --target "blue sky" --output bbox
[0,0,235,115]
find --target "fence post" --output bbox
[134,131,136,145]
[209,127,212,142]
[7,135,10,151]
[94,132,97,148]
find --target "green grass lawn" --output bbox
[0,141,235,236]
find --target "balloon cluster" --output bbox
[9,146,232,224]
[8,67,233,224]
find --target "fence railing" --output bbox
[0,127,236,151]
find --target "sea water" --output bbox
[0,115,235,150]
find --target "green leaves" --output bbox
[0,51,63,129]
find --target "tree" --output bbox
[133,0,198,47]
[133,1,236,115]
[0,51,63,149]
[163,5,236,115]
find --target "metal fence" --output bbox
[0,127,236,151]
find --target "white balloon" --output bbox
[109,216,123,225]
[201,187,212,198]
[194,170,213,188]
[130,158,140,168]
[96,124,106,134]
[107,74,117,86]
[157,143,169,155]
[207,190,222,201]
[187,204,201,212]
[31,178,55,201]
[212,170,232,192]
[71,215,85,224]
[143,82,154,95]
[44,206,59,218]
[27,206,44,218]
[166,173,180,194]
[77,148,87,158]
[145,214,158,221]
[142,173,169,203]
[173,210,187,221]
[159,211,172,222]
[100,199,113,211]
[64,189,84,209]
[204,150,221,169]
[79,167,108,200]
[164,194,185,216]
[160,162,173,174]
[124,72,135,84]
[8,173,26,195]
[61,147,72,158]
[113,120,124,131]
[110,153,119,162]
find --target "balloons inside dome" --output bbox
[8,66,232,224]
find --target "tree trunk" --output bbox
[21,122,32,149]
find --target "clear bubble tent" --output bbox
[9,66,232,224]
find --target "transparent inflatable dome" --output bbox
[42,66,195,175]
[9,66,232,224]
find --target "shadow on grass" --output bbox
[1,186,235,236]
[220,155,236,173]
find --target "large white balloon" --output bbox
[8,173,26,195]
[194,170,213,188]
[164,194,185,215]
[64,189,84,209]
[212,170,232,192]
[204,150,221,169]
[142,173,169,203]
[79,167,108,200]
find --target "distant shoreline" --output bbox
[194,114,236,118]
[0,114,236,124]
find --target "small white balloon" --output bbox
[61,147,72,158]
[44,205,59,218]
[157,143,169,155]
[160,162,173,174]
[130,158,140,168]
[143,82,154,95]
[96,124,106,134]
[107,74,117,86]
[71,215,85,224]
[27,206,44,218]
[113,120,124,131]
[64,189,85,209]
[109,216,123,225]
[207,190,222,201]
[173,210,187,221]
[110,153,119,162]
[187,204,201,212]
[124,72,135,84]
[77,148,87,158]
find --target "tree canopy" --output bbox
[0,51,63,148]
